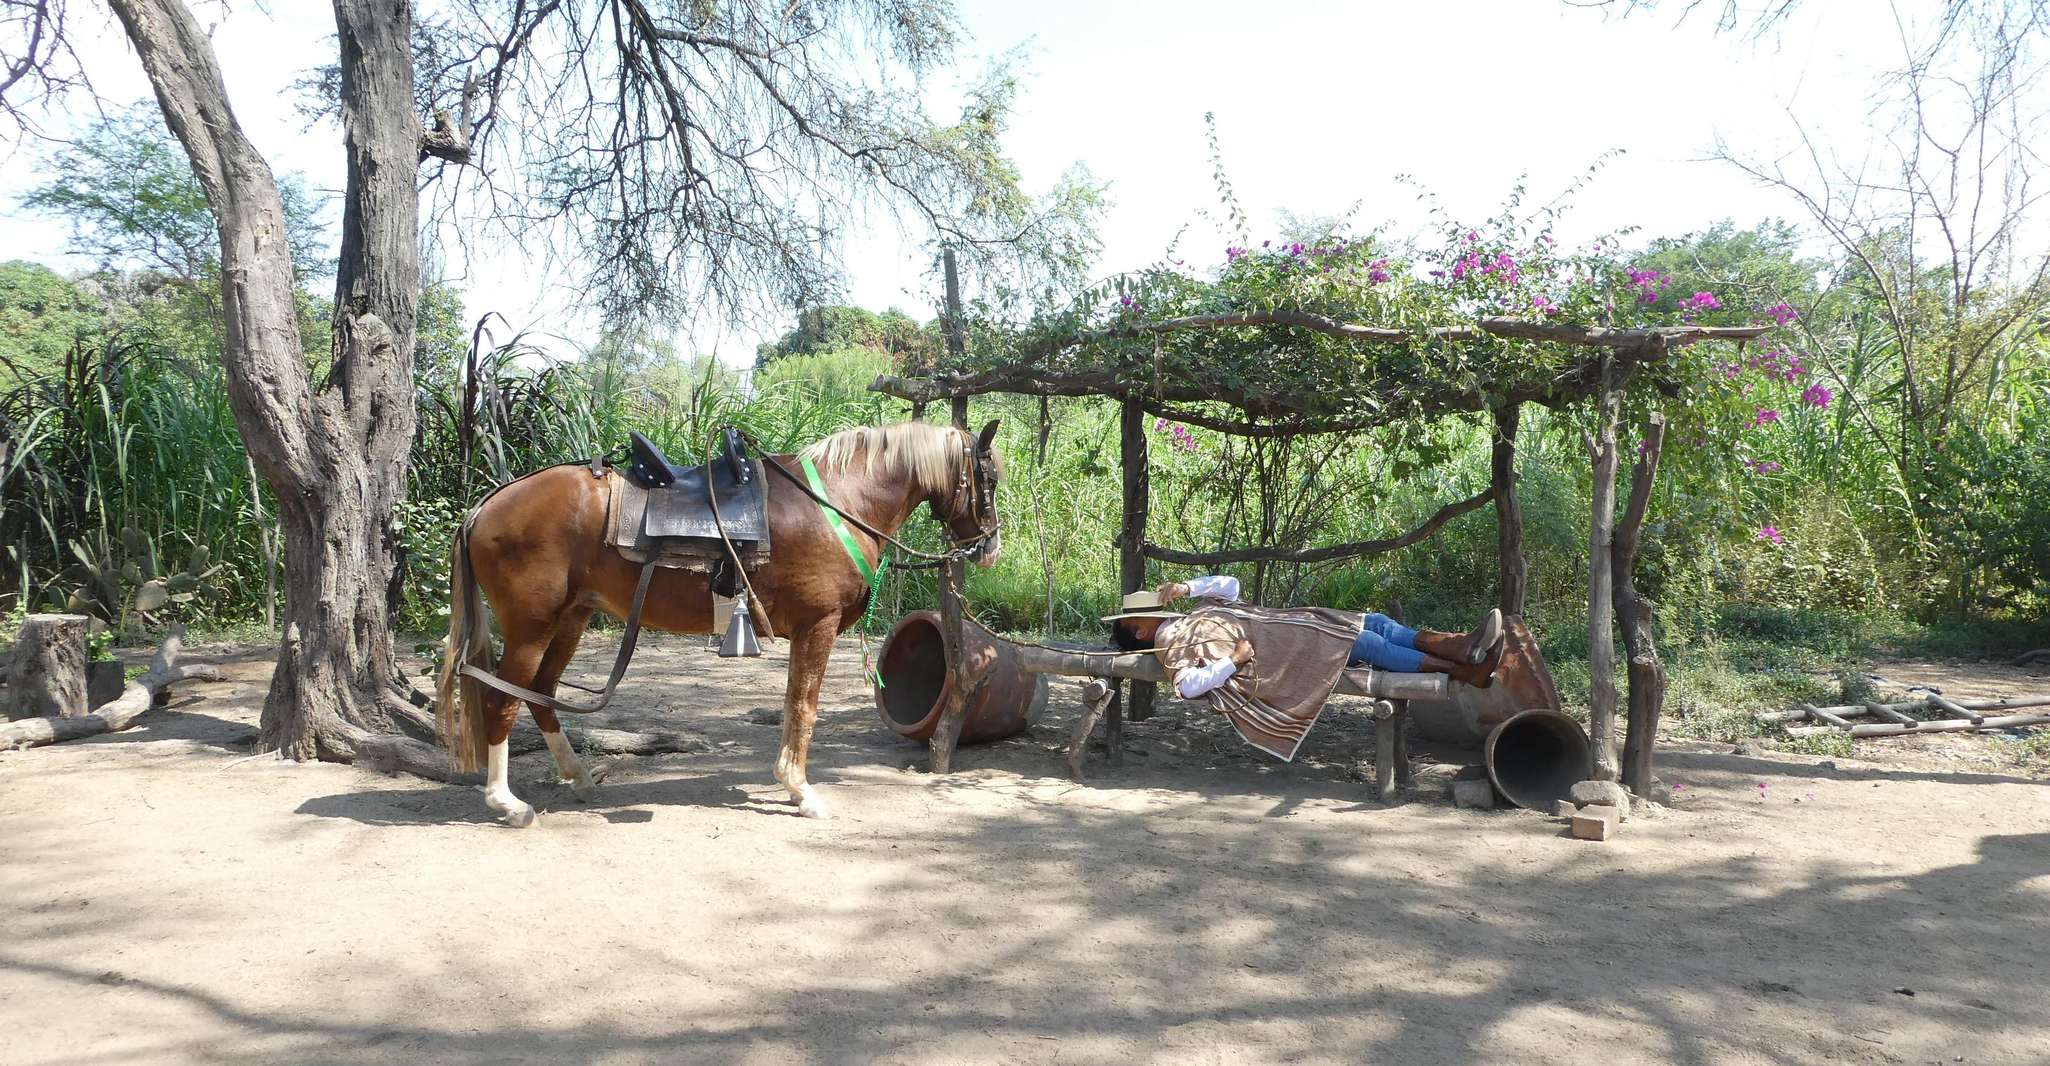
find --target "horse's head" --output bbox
[934,419,1003,567]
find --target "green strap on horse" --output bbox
[802,456,890,686]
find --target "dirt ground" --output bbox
[3,633,2048,1065]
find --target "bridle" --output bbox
[946,428,1002,561]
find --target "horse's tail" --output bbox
[434,516,492,774]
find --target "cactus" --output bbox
[57,528,221,629]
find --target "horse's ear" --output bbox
[977,419,1000,452]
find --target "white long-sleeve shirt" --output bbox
[1184,574,1240,601]
[1165,575,1243,698]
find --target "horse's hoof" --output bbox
[568,777,598,801]
[798,794,832,821]
[501,804,540,828]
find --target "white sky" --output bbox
[0,0,1910,362]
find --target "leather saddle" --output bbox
[626,429,771,547]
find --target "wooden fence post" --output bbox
[1583,357,1622,784]
[1618,412,1669,796]
[4,614,90,720]
[1118,398,1154,723]
[929,247,976,773]
[1492,404,1527,618]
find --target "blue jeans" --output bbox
[1348,613,1424,672]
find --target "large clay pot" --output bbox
[1405,615,1563,744]
[1485,709,1592,810]
[874,611,1047,745]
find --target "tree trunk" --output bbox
[1617,414,1668,796]
[1583,358,1621,783]
[1491,404,1527,617]
[1118,398,1155,720]
[3,614,89,719]
[108,0,421,763]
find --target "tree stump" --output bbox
[4,614,91,720]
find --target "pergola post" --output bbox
[1618,411,1670,796]
[1582,356,1622,785]
[1117,398,1154,728]
[928,248,977,773]
[1491,404,1527,618]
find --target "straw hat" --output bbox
[1100,589,1186,625]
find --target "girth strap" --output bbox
[460,556,659,715]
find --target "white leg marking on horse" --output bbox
[482,740,538,827]
[541,728,598,799]
[797,784,832,821]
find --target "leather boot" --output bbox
[1413,609,1505,687]
[1412,608,1503,665]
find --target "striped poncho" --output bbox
[1156,602,1365,761]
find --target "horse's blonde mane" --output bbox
[799,422,964,496]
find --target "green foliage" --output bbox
[18,103,330,283]
[0,262,101,384]
[754,306,939,367]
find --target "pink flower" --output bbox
[1531,294,1560,316]
[1766,302,1798,327]
[1627,268,1668,305]
[1226,246,1246,262]
[1802,384,1833,408]
[1750,408,1780,427]
[1757,526,1784,546]
[1367,258,1392,285]
[1464,230,1479,243]
[1154,418,1168,431]
[1680,291,1722,312]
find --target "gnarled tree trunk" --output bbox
[109,0,421,761]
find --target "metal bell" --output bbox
[719,592,762,658]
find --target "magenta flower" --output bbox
[1288,242,1304,257]
[1680,291,1722,312]
[1226,246,1246,263]
[1750,408,1780,427]
[1464,230,1479,243]
[1627,268,1668,304]
[1757,526,1784,546]
[1802,384,1833,408]
[1154,418,1168,431]
[1481,252,1520,284]
[1429,269,1446,278]
[1532,294,1560,316]
[1766,302,1798,327]
[1368,258,1392,285]
[1450,250,1483,281]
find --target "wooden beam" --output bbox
[1758,694,2050,722]
[1140,485,1494,566]
[999,639,1451,701]
[1786,713,2050,739]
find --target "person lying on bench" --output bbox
[1106,574,1505,701]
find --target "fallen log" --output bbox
[1758,694,2050,723]
[1786,712,2050,739]
[0,628,222,750]
[353,722,713,781]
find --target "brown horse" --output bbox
[435,420,1002,826]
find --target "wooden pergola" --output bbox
[874,255,1767,799]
